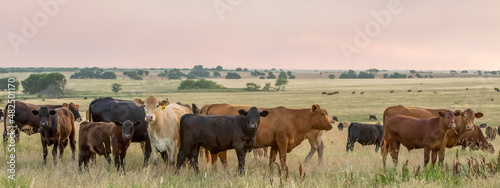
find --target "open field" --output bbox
[1,76,500,187]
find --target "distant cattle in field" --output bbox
[84,97,88,100]
[456,125,494,153]
[369,115,377,121]
[88,97,153,167]
[382,110,460,168]
[321,92,327,95]
[23,98,27,100]
[337,122,350,131]
[346,123,383,152]
[78,120,140,172]
[32,106,76,165]
[486,126,497,140]
[333,91,339,94]
[418,90,422,92]
[494,88,499,92]
[0,99,3,103]
[466,88,469,91]
[360,92,364,94]
[390,90,394,93]
[332,116,339,122]
[479,123,487,128]
[407,90,412,92]
[327,92,334,95]
[42,99,45,101]
[176,107,269,174]
[133,95,192,169]
[0,109,3,121]
[352,92,356,94]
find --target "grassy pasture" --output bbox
[1,76,500,187]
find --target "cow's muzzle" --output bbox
[449,123,456,128]
[123,134,132,139]
[145,115,155,122]
[466,124,473,131]
[76,117,82,122]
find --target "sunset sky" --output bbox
[1,1,499,70]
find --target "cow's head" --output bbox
[64,103,82,122]
[310,104,333,131]
[133,95,169,122]
[337,122,344,131]
[192,104,201,114]
[438,110,460,129]
[114,120,141,140]
[456,109,482,132]
[238,107,269,133]
[32,107,56,131]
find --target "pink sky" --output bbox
[1,1,499,70]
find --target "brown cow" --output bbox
[456,125,494,153]
[78,120,141,172]
[32,106,76,165]
[486,126,497,140]
[382,105,483,166]
[382,110,460,168]
[202,103,333,174]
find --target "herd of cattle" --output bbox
[1,97,498,175]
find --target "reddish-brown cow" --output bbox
[456,125,495,153]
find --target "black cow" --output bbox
[0,108,3,121]
[479,123,487,128]
[346,123,383,152]
[88,97,152,167]
[369,115,377,121]
[332,116,339,122]
[176,107,269,175]
[494,88,499,92]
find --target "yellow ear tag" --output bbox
[162,104,166,110]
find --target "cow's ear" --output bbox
[192,104,199,113]
[133,98,144,106]
[454,110,462,117]
[438,111,445,117]
[238,109,247,116]
[260,110,269,117]
[114,121,123,127]
[159,100,169,106]
[32,110,39,115]
[63,103,68,108]
[49,110,56,115]
[475,112,484,118]
[134,121,141,126]
[311,104,320,112]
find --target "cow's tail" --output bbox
[88,99,96,122]
[381,107,391,158]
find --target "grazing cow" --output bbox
[352,92,356,94]
[346,123,383,152]
[479,123,487,128]
[23,98,27,100]
[333,91,339,94]
[332,116,339,122]
[360,92,364,94]
[369,115,377,121]
[88,97,153,167]
[407,90,412,92]
[32,107,76,165]
[382,110,460,168]
[78,120,141,172]
[486,126,497,140]
[176,107,269,174]
[494,88,499,92]
[84,97,88,100]
[321,92,327,95]
[133,95,192,168]
[418,90,422,92]
[201,103,333,174]
[456,125,494,153]
[382,105,482,167]
[337,122,350,131]
[390,90,394,93]
[466,88,469,91]
[327,92,334,95]
[3,101,80,142]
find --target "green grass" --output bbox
[1,75,500,187]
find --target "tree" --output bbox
[215,66,223,71]
[137,70,144,76]
[477,70,482,75]
[243,68,248,71]
[101,72,117,79]
[339,70,357,79]
[0,77,19,91]
[278,71,288,79]
[410,70,417,74]
[70,67,114,79]
[178,79,226,89]
[367,68,379,75]
[415,73,423,78]
[167,69,184,80]
[111,83,122,94]
[213,71,221,77]
[21,73,66,97]
[262,83,272,91]
[275,78,288,91]
[357,71,375,79]
[246,82,260,91]
[236,67,243,71]
[266,72,276,79]
[123,71,142,80]
[328,74,335,79]
[0,68,8,73]
[144,70,149,76]
[450,70,457,76]
[225,72,241,79]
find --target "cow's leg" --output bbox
[269,146,278,172]
[151,145,160,166]
[375,141,380,153]
[120,152,127,174]
[69,125,76,161]
[276,139,289,176]
[160,151,168,164]
[143,138,152,167]
[219,151,228,169]
[381,139,388,169]
[389,141,400,167]
[59,140,65,160]
[211,153,219,170]
[423,147,431,168]
[166,144,177,167]
[263,147,268,158]
[204,149,211,165]
[346,139,351,152]
[52,141,59,166]
[305,131,319,163]
[431,150,438,166]
[42,141,48,165]
[236,148,246,175]
[190,145,200,173]
[175,146,189,174]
